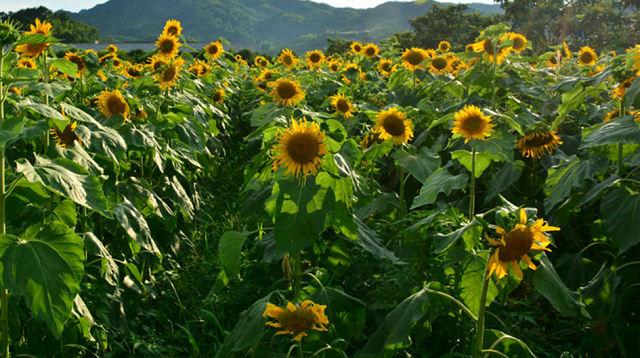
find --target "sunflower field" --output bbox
[0,16,639,358]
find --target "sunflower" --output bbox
[328,60,342,73]
[350,42,363,55]
[278,48,298,69]
[429,55,453,75]
[64,51,86,77]
[604,108,640,122]
[472,37,511,64]
[188,60,209,77]
[562,41,572,58]
[611,76,636,100]
[402,47,428,70]
[147,54,168,72]
[373,107,413,145]
[50,121,83,148]
[17,58,37,69]
[15,18,52,58]
[517,130,562,158]
[376,58,396,76]
[204,41,224,61]
[211,88,225,104]
[438,41,451,53]
[360,131,385,150]
[578,46,597,66]
[257,68,278,82]
[156,57,185,90]
[155,32,180,60]
[269,77,305,106]
[330,93,354,118]
[96,89,130,121]
[451,105,494,143]
[486,209,559,281]
[546,51,562,67]
[254,56,270,68]
[107,44,118,54]
[162,19,182,37]
[272,118,329,178]
[263,300,329,342]
[506,32,527,53]
[306,50,325,70]
[362,43,379,59]
[111,56,123,69]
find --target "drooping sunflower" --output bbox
[272,118,329,178]
[578,46,597,66]
[306,50,325,70]
[402,47,428,70]
[155,32,180,60]
[611,76,636,100]
[15,18,52,58]
[472,37,511,64]
[330,93,355,118]
[96,89,130,121]
[64,51,86,77]
[506,32,527,53]
[350,42,363,55]
[278,48,298,69]
[429,55,453,75]
[162,19,182,37]
[451,105,494,143]
[362,43,379,59]
[269,77,305,106]
[486,209,559,281]
[17,58,37,69]
[50,121,83,148]
[438,41,451,53]
[254,56,270,68]
[373,107,414,145]
[604,108,640,122]
[263,300,329,342]
[204,41,224,61]
[211,88,225,105]
[156,57,185,90]
[517,130,562,158]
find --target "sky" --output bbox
[1,0,495,13]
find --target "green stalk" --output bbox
[43,52,50,151]
[398,166,405,219]
[474,262,491,357]
[619,99,626,176]
[0,46,10,358]
[469,148,476,219]
[298,340,303,358]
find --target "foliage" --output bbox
[0,7,101,43]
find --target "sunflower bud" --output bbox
[0,20,20,47]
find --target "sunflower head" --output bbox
[578,46,597,66]
[507,32,527,53]
[306,50,325,69]
[272,118,329,178]
[0,19,19,46]
[330,93,354,118]
[429,55,453,75]
[517,130,562,158]
[96,89,130,121]
[64,51,86,77]
[402,48,427,70]
[376,58,395,76]
[107,44,118,54]
[472,37,511,64]
[278,48,298,69]
[14,18,52,58]
[328,60,342,73]
[255,56,270,68]
[451,105,494,143]
[212,88,225,104]
[163,19,182,37]
[17,58,37,69]
[438,41,451,53]
[204,41,224,61]
[263,300,329,342]
[362,43,379,59]
[269,77,305,106]
[156,57,185,90]
[50,121,83,148]
[611,76,636,100]
[350,42,363,55]
[373,107,414,145]
[155,32,180,60]
[486,209,559,281]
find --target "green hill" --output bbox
[70,0,501,53]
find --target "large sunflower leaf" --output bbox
[219,230,250,278]
[83,232,119,287]
[411,168,468,209]
[113,198,161,257]
[175,119,206,152]
[216,294,273,355]
[457,251,499,316]
[0,222,84,338]
[354,217,404,264]
[601,187,640,254]
[0,116,27,149]
[485,160,524,202]
[484,330,536,358]
[357,286,429,357]
[544,155,608,212]
[16,155,110,216]
[452,150,501,178]
[392,147,441,183]
[468,129,516,163]
[533,253,586,317]
[580,115,640,148]
[316,171,357,240]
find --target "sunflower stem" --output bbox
[474,263,491,357]
[0,46,10,358]
[491,42,497,110]
[469,148,476,219]
[398,165,405,219]
[619,100,626,176]
[298,339,303,358]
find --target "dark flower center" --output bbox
[498,227,534,262]
[277,307,317,333]
[406,51,424,66]
[277,82,297,99]
[580,51,593,64]
[336,99,350,113]
[513,37,524,50]
[162,65,177,82]
[464,116,482,133]
[286,133,319,164]
[383,115,405,136]
[107,96,125,115]
[309,53,321,63]
[432,57,448,70]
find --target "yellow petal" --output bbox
[521,254,537,270]
[511,260,523,279]
[519,209,527,224]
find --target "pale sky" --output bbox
[1,0,495,13]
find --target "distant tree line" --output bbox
[0,6,101,43]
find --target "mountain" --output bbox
[70,0,502,53]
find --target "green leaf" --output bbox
[580,174,620,205]
[0,116,27,149]
[392,147,440,183]
[113,198,161,257]
[484,330,536,358]
[219,231,250,278]
[601,187,640,254]
[358,287,429,357]
[533,253,586,317]
[468,129,515,163]
[452,150,500,178]
[28,82,72,98]
[544,155,608,211]
[310,287,366,340]
[485,160,524,202]
[84,232,119,287]
[16,156,110,216]
[50,58,78,76]
[411,168,468,209]
[316,172,357,240]
[20,102,68,129]
[0,222,84,338]
[217,294,272,354]
[434,218,483,254]
[580,115,640,148]
[161,176,195,220]
[354,217,403,264]
[175,119,206,152]
[458,252,498,317]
